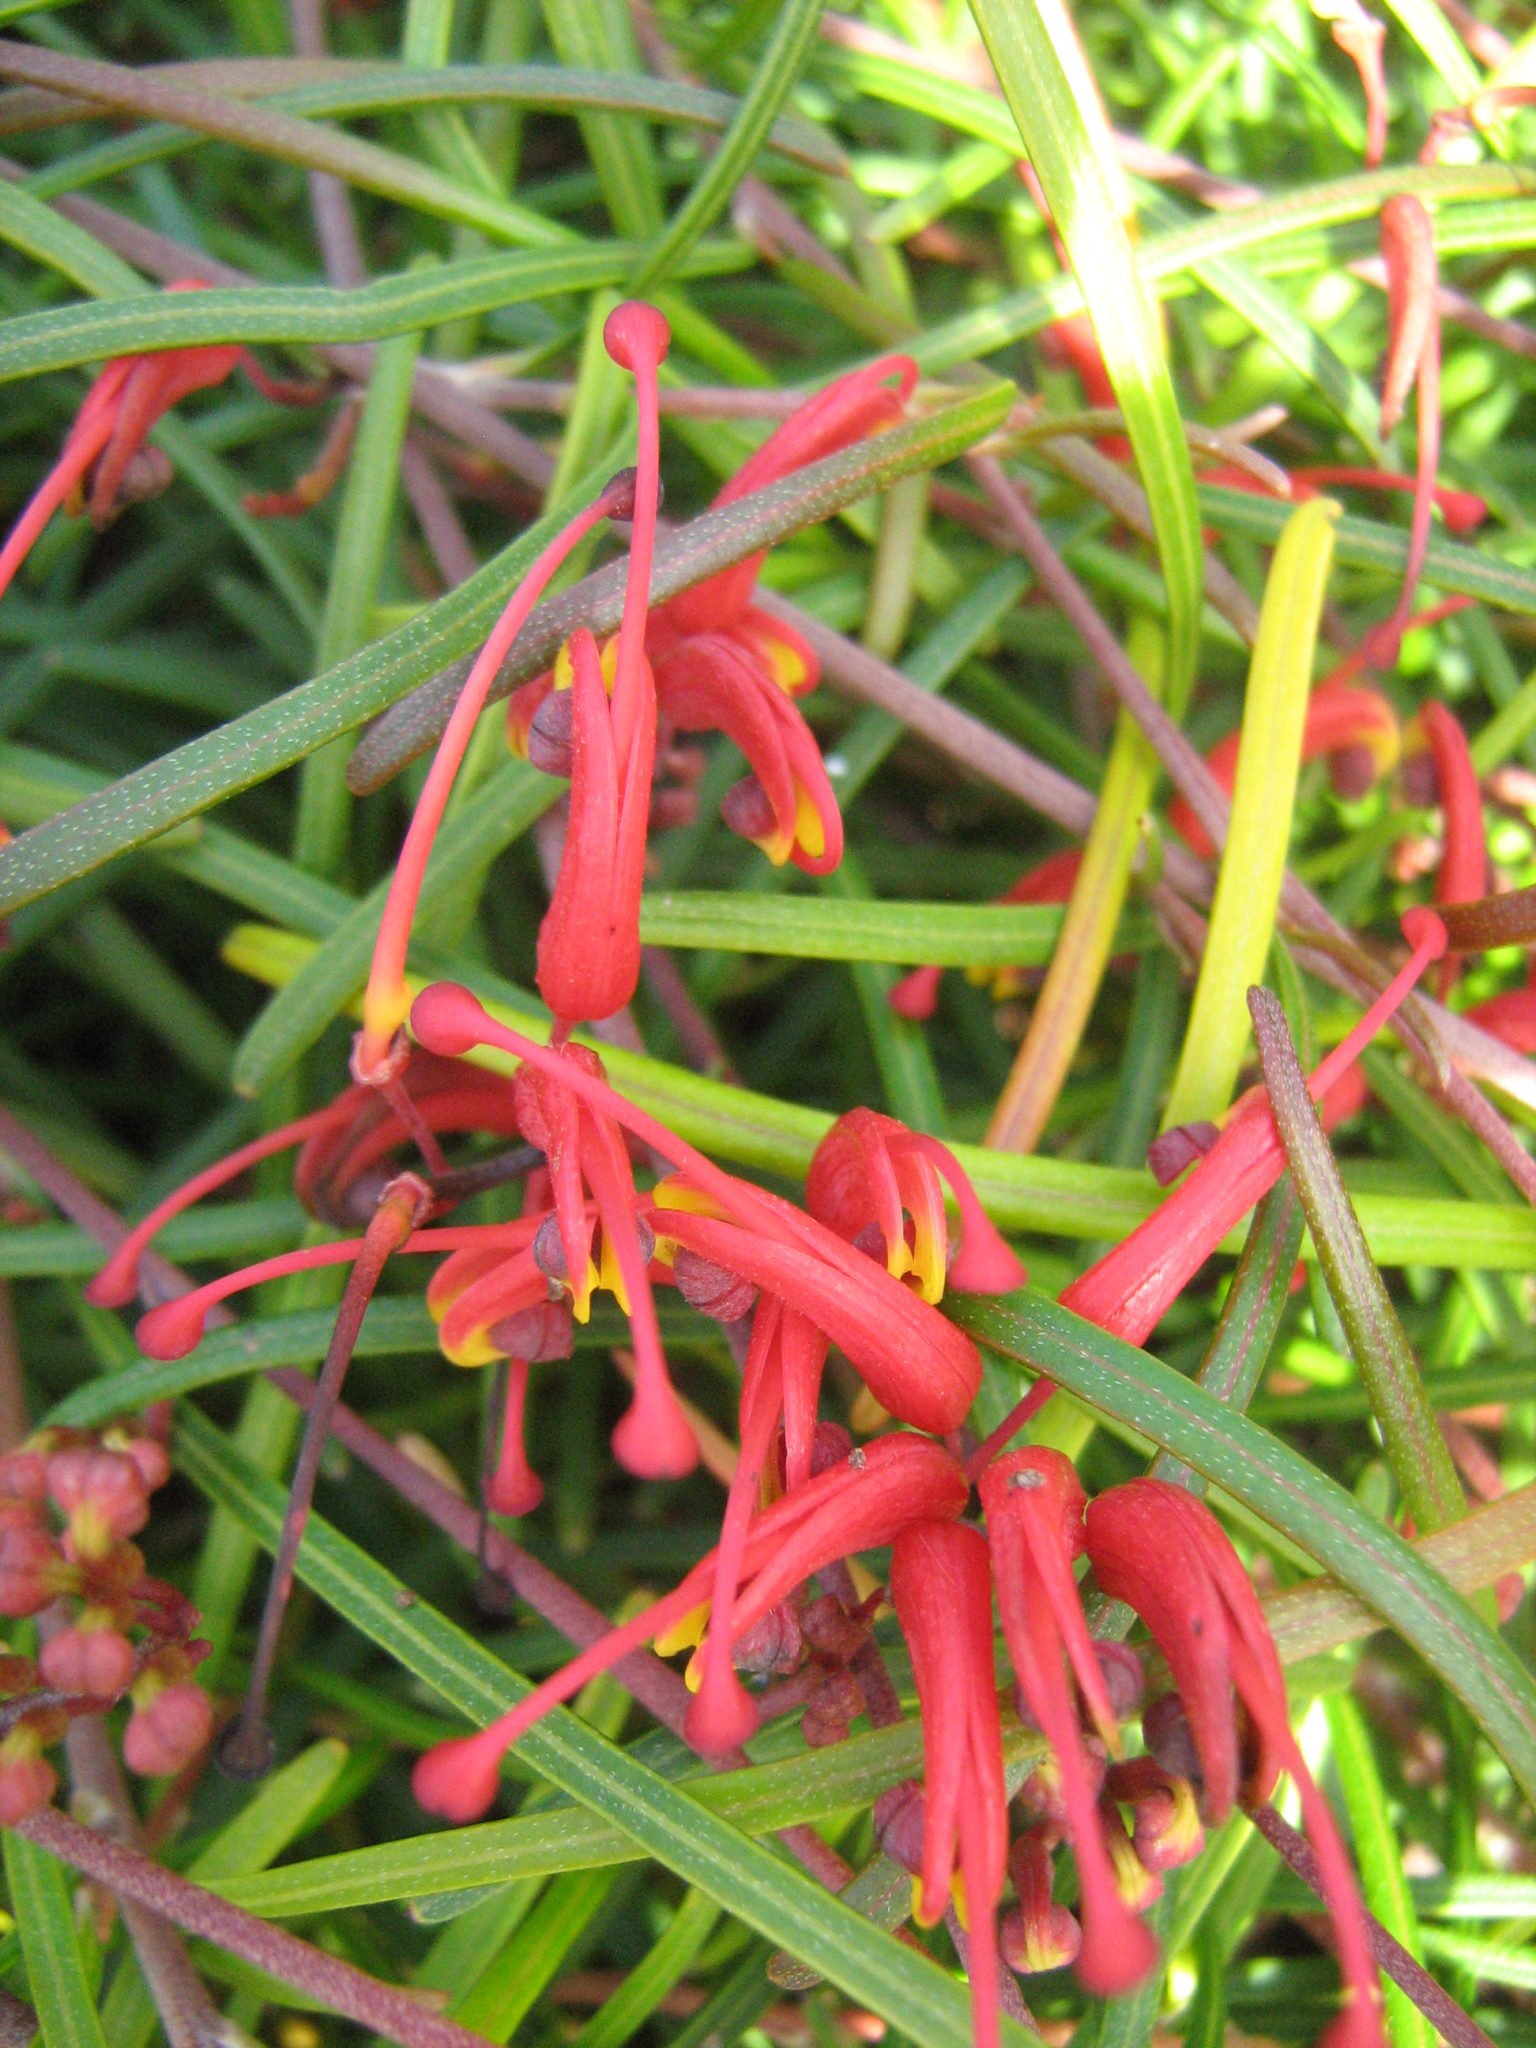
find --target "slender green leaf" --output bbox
[3,1831,108,2048]
[968,0,1204,713]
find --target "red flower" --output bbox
[355,469,640,1080]
[969,909,1447,1465]
[0,281,315,606]
[412,983,987,1441]
[978,1449,1157,1997]
[412,1433,968,1822]
[888,1520,1009,2048]
[804,1107,1025,1296]
[1053,908,1445,1352]
[534,625,657,1028]
[511,353,918,875]
[1086,1480,1384,2048]
[1403,701,1485,993]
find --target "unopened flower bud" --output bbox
[801,1668,864,1748]
[40,1622,135,1700]
[1001,1832,1081,1975]
[123,1681,213,1778]
[0,1522,65,1617]
[1108,1756,1204,1873]
[0,1733,55,1825]
[47,1448,149,1559]
[872,1777,926,1874]
[1147,1123,1221,1186]
[673,1246,758,1324]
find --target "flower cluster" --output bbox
[0,1424,210,1821]
[72,294,1443,2048]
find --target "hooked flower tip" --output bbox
[411,983,493,1060]
[84,1249,138,1310]
[603,301,672,374]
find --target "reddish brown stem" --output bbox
[16,1803,499,2048]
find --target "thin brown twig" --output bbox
[16,1803,499,2048]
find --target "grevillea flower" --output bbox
[889,849,1083,1021]
[1402,700,1485,993]
[411,983,988,1439]
[511,354,917,876]
[888,1521,1008,2048]
[1086,1480,1385,2048]
[970,910,1447,1463]
[1363,198,1441,672]
[0,282,318,607]
[86,1049,525,1308]
[676,1106,1020,1753]
[354,466,641,1081]
[534,625,658,1028]
[978,1449,1158,1997]
[412,1433,968,1821]
[803,1107,1025,1297]
[1169,680,1401,861]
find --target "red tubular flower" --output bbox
[0,282,315,606]
[356,470,639,1079]
[535,626,658,1027]
[1054,909,1445,1351]
[683,1294,819,1753]
[1403,701,1485,994]
[889,849,1083,1021]
[888,1521,1008,2048]
[411,984,986,1439]
[1169,681,1401,861]
[413,1433,968,1822]
[1362,198,1441,672]
[971,910,1446,1462]
[510,1042,696,1481]
[978,1450,1158,1998]
[1086,1481,1385,2048]
[641,354,917,873]
[804,1107,1025,1298]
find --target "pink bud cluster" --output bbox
[0,1424,210,1823]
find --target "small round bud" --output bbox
[40,1624,135,1700]
[526,688,575,778]
[673,1248,759,1325]
[0,1748,56,1825]
[123,1682,213,1778]
[720,776,777,846]
[602,301,671,373]
[0,1523,64,1618]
